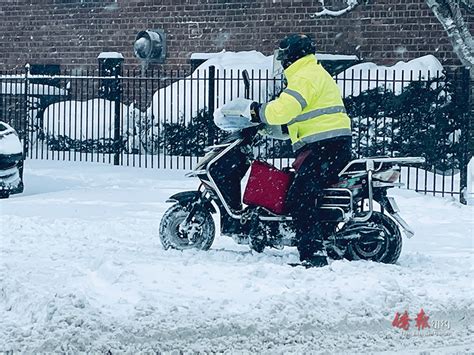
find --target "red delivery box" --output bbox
[243,160,293,215]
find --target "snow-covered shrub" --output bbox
[47,135,128,153]
[43,99,145,153]
[159,109,228,156]
[345,76,467,172]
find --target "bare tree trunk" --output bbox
[468,67,474,160]
[424,1,473,168]
[425,0,473,68]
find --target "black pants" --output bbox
[287,136,352,261]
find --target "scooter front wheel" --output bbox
[159,203,215,251]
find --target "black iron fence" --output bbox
[0,65,471,201]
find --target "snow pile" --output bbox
[42,99,139,140]
[465,157,474,205]
[0,74,67,95]
[147,50,274,124]
[0,160,473,353]
[97,52,124,59]
[40,51,275,140]
[195,50,272,72]
[0,82,66,96]
[337,55,444,97]
[0,122,23,155]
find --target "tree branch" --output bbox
[459,0,474,12]
[313,0,362,17]
[311,0,473,67]
[426,0,474,67]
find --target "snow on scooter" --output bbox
[159,100,425,264]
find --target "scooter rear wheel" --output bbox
[344,211,402,264]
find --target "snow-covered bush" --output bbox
[336,55,444,97]
[159,109,228,156]
[43,99,144,153]
[346,76,467,172]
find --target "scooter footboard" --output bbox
[319,188,353,222]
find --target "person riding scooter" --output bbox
[218,34,353,267]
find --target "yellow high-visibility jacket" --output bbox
[259,54,351,151]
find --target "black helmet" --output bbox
[276,33,316,69]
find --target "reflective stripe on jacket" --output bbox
[259,54,351,151]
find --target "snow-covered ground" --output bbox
[0,160,473,353]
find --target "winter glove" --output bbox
[259,124,290,140]
[213,98,260,132]
[250,102,289,140]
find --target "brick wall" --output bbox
[0,0,472,72]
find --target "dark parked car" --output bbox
[0,121,24,198]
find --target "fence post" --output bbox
[468,67,474,162]
[207,65,216,146]
[23,63,30,160]
[460,67,473,204]
[113,70,122,166]
[243,69,250,99]
[19,63,30,189]
[98,52,123,165]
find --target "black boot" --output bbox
[297,222,328,267]
[301,250,328,268]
